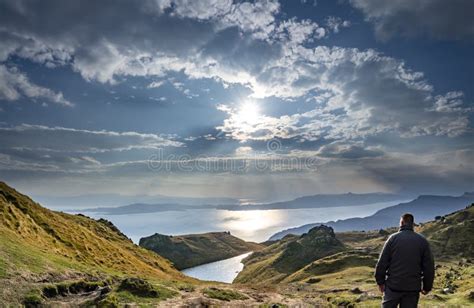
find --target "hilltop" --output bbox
[139,232,263,269]
[270,192,474,240]
[234,225,345,285]
[419,204,474,258]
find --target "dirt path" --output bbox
[157,285,325,307]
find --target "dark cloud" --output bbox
[358,151,474,195]
[201,27,283,76]
[0,0,284,83]
[351,0,474,41]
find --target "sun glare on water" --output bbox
[219,210,283,239]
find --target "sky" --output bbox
[0,0,473,201]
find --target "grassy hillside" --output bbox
[233,204,474,307]
[419,204,474,258]
[234,225,345,284]
[0,181,193,305]
[284,250,379,283]
[0,181,185,279]
[139,231,263,269]
[242,205,474,286]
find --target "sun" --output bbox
[236,102,260,125]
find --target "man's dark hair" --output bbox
[401,213,414,226]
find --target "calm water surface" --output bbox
[182,252,252,283]
[78,201,403,243]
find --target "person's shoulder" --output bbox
[414,231,429,243]
[387,231,401,241]
[390,230,402,238]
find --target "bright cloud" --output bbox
[216,46,471,141]
[0,65,72,106]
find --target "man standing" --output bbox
[375,213,435,308]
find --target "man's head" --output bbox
[400,213,415,228]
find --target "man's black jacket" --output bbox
[375,225,435,292]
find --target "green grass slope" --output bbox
[0,182,185,279]
[273,205,474,307]
[238,205,474,287]
[234,225,345,284]
[285,250,379,283]
[0,181,191,304]
[419,204,474,258]
[139,231,263,269]
[235,204,474,307]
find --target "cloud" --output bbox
[3,146,472,198]
[219,0,281,39]
[217,46,471,141]
[217,105,303,141]
[325,16,351,34]
[169,0,233,20]
[234,146,254,156]
[0,124,184,177]
[0,124,182,153]
[432,91,471,113]
[0,65,73,106]
[79,156,101,165]
[0,0,323,85]
[0,0,471,200]
[276,18,326,44]
[317,141,384,159]
[1,1,471,149]
[357,149,474,194]
[147,81,165,89]
[0,0,216,83]
[0,151,105,173]
[350,0,474,41]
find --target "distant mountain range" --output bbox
[80,202,204,215]
[218,192,408,211]
[77,192,408,215]
[33,193,238,210]
[269,192,474,240]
